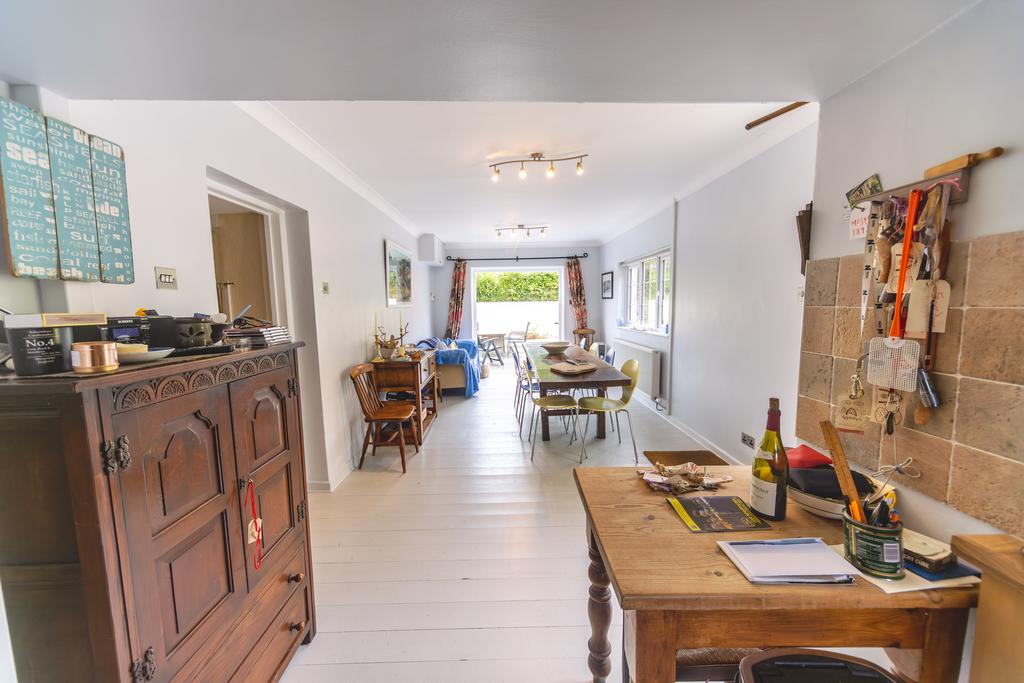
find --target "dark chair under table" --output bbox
[349,363,419,473]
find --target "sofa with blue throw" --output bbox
[416,337,480,397]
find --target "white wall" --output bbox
[670,124,818,458]
[812,0,1024,259]
[58,100,432,490]
[430,244,603,341]
[599,205,674,400]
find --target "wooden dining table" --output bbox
[524,343,631,441]
[575,466,978,683]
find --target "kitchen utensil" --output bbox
[550,361,596,375]
[868,191,922,393]
[914,301,941,425]
[923,146,1004,179]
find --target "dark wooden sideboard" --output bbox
[372,350,439,443]
[0,343,315,683]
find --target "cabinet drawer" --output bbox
[177,539,308,682]
[231,584,311,683]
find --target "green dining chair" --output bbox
[577,358,639,464]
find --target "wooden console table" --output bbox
[372,350,439,444]
[575,466,978,683]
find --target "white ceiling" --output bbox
[267,100,819,243]
[0,1,974,101]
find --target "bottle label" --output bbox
[750,475,777,517]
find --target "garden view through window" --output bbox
[474,270,561,341]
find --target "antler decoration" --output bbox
[374,323,410,349]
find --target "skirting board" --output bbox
[306,479,332,492]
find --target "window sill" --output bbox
[616,326,669,338]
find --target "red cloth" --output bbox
[786,444,832,469]
[566,257,588,329]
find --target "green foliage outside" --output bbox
[476,271,559,302]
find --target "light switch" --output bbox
[321,281,330,295]
[155,267,178,290]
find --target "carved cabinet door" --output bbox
[111,385,247,683]
[229,366,305,592]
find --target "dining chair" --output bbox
[603,347,616,366]
[573,327,596,347]
[349,363,419,473]
[510,344,534,433]
[577,358,640,464]
[523,362,584,463]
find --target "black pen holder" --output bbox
[843,511,904,579]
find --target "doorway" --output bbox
[470,266,565,342]
[209,195,274,321]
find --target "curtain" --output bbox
[443,258,467,339]
[566,257,588,329]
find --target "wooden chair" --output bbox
[573,327,596,347]
[349,363,419,473]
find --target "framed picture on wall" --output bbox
[601,271,614,299]
[385,240,414,307]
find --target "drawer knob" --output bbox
[287,572,305,584]
[289,620,307,632]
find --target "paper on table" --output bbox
[719,538,860,584]
[827,545,981,594]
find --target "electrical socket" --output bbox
[741,432,756,449]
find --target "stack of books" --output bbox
[223,325,293,348]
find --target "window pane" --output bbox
[661,255,672,329]
[642,258,658,328]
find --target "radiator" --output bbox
[611,338,661,399]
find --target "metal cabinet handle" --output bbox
[289,620,307,632]
[287,572,305,584]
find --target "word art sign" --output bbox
[0,98,59,278]
[90,135,134,284]
[47,117,100,281]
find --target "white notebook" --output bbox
[719,537,860,584]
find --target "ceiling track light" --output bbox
[489,152,589,182]
[494,224,550,240]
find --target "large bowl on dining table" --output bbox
[540,341,571,355]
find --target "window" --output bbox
[622,252,672,333]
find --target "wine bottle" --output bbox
[750,397,789,521]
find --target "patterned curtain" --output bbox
[443,259,468,339]
[566,257,588,329]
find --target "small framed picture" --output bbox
[601,271,614,299]
[385,240,414,307]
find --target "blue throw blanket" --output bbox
[417,338,480,397]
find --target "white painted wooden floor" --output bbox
[283,362,701,682]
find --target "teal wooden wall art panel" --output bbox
[90,134,134,284]
[46,117,101,281]
[0,97,59,279]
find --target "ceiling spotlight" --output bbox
[539,227,546,237]
[488,152,589,181]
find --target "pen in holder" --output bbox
[843,510,904,579]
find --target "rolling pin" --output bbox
[924,146,1004,179]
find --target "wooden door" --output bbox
[230,367,305,591]
[211,211,272,320]
[111,386,247,683]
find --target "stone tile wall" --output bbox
[796,231,1024,535]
